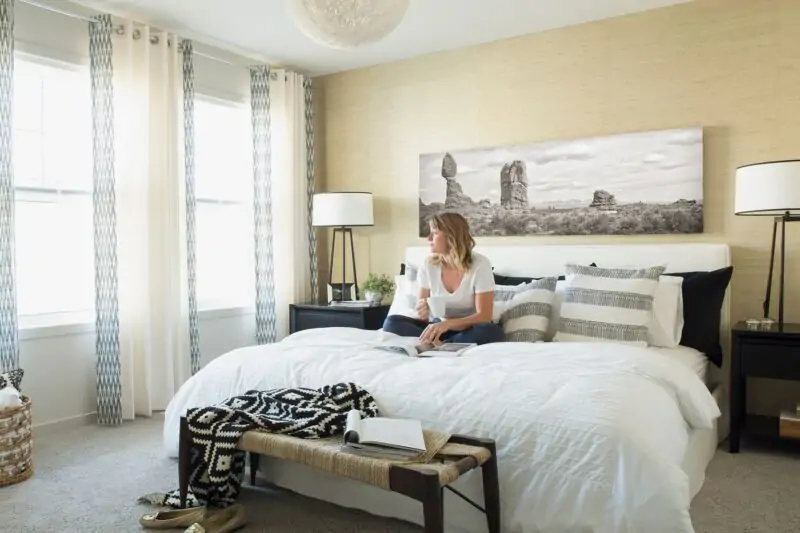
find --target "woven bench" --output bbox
[178,418,500,533]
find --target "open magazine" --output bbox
[375,342,477,358]
[342,409,426,458]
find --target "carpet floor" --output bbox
[1,414,799,532]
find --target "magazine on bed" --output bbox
[342,409,426,458]
[375,341,477,358]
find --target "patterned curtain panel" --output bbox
[250,66,276,345]
[181,40,200,375]
[89,14,122,426]
[303,78,319,301]
[0,0,18,374]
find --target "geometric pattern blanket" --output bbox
[139,382,378,509]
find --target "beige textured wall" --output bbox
[314,0,800,413]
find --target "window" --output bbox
[194,95,255,310]
[13,55,94,321]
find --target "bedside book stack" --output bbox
[342,410,427,459]
[329,300,377,308]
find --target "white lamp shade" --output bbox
[735,160,800,216]
[312,192,374,227]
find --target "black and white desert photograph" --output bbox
[418,127,704,237]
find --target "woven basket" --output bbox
[0,395,33,487]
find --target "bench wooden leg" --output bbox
[481,440,501,533]
[421,472,444,533]
[178,416,190,508]
[249,452,261,486]
[447,434,502,533]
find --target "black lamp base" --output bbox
[327,227,359,303]
[327,283,354,303]
[763,212,799,330]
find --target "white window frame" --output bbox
[193,92,256,315]
[13,51,97,339]
[16,71,257,340]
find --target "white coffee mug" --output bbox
[426,296,447,320]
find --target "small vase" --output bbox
[365,291,383,304]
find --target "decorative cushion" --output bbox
[494,278,558,343]
[398,263,419,281]
[647,275,685,348]
[545,280,568,341]
[387,274,419,319]
[665,266,733,367]
[0,368,24,392]
[554,263,666,346]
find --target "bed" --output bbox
[163,243,731,533]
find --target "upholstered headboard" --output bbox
[403,242,731,278]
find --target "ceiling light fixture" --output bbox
[287,0,410,49]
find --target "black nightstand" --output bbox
[729,321,800,453]
[289,302,390,334]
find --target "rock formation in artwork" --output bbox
[440,152,476,209]
[589,189,617,210]
[441,152,457,179]
[500,160,528,209]
[673,199,698,207]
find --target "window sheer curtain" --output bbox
[0,0,19,374]
[89,16,319,423]
[90,15,196,424]
[269,69,319,339]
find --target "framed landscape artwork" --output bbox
[418,127,704,237]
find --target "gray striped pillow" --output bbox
[553,263,666,346]
[495,277,558,343]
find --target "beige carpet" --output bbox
[1,414,799,532]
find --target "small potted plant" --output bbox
[362,273,395,304]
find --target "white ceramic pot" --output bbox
[365,290,383,304]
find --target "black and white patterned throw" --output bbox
[140,382,378,509]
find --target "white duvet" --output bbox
[163,327,720,533]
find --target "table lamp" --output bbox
[734,160,800,329]
[312,192,374,302]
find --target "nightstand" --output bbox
[289,302,390,334]
[729,321,800,453]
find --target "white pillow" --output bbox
[387,274,418,318]
[553,263,666,346]
[647,275,684,348]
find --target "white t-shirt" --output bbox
[418,252,495,319]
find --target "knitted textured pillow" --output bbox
[554,263,666,347]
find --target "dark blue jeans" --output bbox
[382,314,505,345]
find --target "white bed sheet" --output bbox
[163,328,721,533]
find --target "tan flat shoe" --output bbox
[139,506,207,529]
[184,504,247,533]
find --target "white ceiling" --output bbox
[75,0,692,76]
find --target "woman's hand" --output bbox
[415,298,429,321]
[420,320,450,344]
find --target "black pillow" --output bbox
[493,263,596,286]
[666,266,733,368]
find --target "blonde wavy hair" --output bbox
[428,212,476,272]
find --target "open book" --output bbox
[342,409,426,458]
[375,342,476,358]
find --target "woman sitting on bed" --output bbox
[382,212,505,346]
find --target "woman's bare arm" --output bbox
[443,291,494,331]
